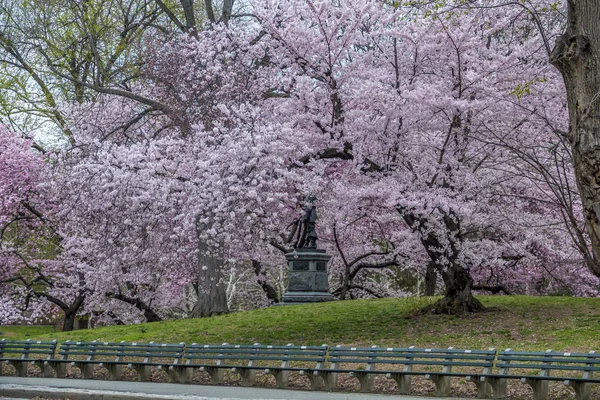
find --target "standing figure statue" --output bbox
[282,194,321,249]
[301,195,318,249]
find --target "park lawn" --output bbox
[12,295,600,352]
[0,325,57,340]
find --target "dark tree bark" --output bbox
[106,293,163,322]
[56,294,86,332]
[31,291,86,332]
[191,216,229,318]
[62,309,77,332]
[401,208,485,314]
[251,260,280,303]
[424,261,437,296]
[550,0,600,276]
[332,222,400,300]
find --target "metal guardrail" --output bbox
[1,339,599,400]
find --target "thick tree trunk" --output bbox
[191,216,229,318]
[401,208,484,314]
[427,264,485,314]
[59,295,85,332]
[424,261,437,296]
[340,263,351,300]
[550,0,600,276]
[62,310,76,332]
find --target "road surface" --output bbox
[0,377,468,400]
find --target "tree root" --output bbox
[421,295,486,315]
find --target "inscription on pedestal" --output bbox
[293,261,309,271]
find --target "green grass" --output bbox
[0,325,57,340]
[7,295,600,352]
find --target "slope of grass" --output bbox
[0,325,57,340]
[9,295,600,351]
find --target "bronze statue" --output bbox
[300,195,318,249]
[282,194,319,249]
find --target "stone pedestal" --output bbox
[282,248,334,304]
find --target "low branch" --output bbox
[269,239,291,254]
[20,201,62,240]
[332,284,383,298]
[289,140,384,174]
[37,48,185,131]
[501,253,524,261]
[348,251,392,268]
[349,257,400,281]
[13,252,53,286]
[361,157,385,173]
[472,284,512,295]
[92,310,125,325]
[106,292,162,322]
[289,146,353,169]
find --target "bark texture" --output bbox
[424,261,437,296]
[61,295,85,332]
[550,0,600,276]
[191,217,229,318]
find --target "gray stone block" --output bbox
[282,249,334,304]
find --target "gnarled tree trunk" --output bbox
[60,294,85,332]
[550,0,600,276]
[430,263,484,314]
[401,208,484,314]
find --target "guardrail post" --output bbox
[424,347,452,397]
[564,350,596,400]
[106,364,123,380]
[565,380,592,400]
[521,349,551,400]
[11,361,28,377]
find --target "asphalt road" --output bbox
[0,377,468,400]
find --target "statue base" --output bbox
[282,291,335,304]
[280,248,334,305]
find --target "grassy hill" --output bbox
[2,296,599,352]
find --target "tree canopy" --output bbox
[1,0,599,328]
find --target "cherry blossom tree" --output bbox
[9,0,597,326]
[0,125,89,330]
[227,0,593,311]
[51,97,202,323]
[72,0,595,315]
